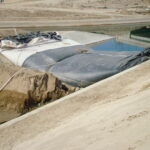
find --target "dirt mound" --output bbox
[0,55,76,123]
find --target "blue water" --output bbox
[91,39,144,51]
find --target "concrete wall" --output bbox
[130,35,150,42]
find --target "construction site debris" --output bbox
[0,32,62,49]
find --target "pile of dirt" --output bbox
[0,55,76,123]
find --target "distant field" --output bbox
[0,0,150,21]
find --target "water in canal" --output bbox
[91,39,144,51]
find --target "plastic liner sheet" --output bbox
[23,45,150,87]
[23,45,87,72]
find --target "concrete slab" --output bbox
[60,31,113,45]
[1,39,81,66]
[118,33,150,48]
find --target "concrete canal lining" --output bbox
[60,31,113,45]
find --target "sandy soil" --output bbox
[0,0,149,26]
[0,0,150,149]
[0,0,149,36]
[14,88,150,150]
[0,59,150,150]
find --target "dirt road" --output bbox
[0,17,150,28]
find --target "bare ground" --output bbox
[0,0,149,27]
[0,59,150,150]
[0,1,150,149]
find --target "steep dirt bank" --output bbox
[0,54,76,123]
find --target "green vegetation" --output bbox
[130,26,150,38]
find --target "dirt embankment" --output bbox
[0,54,76,123]
[0,59,150,150]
